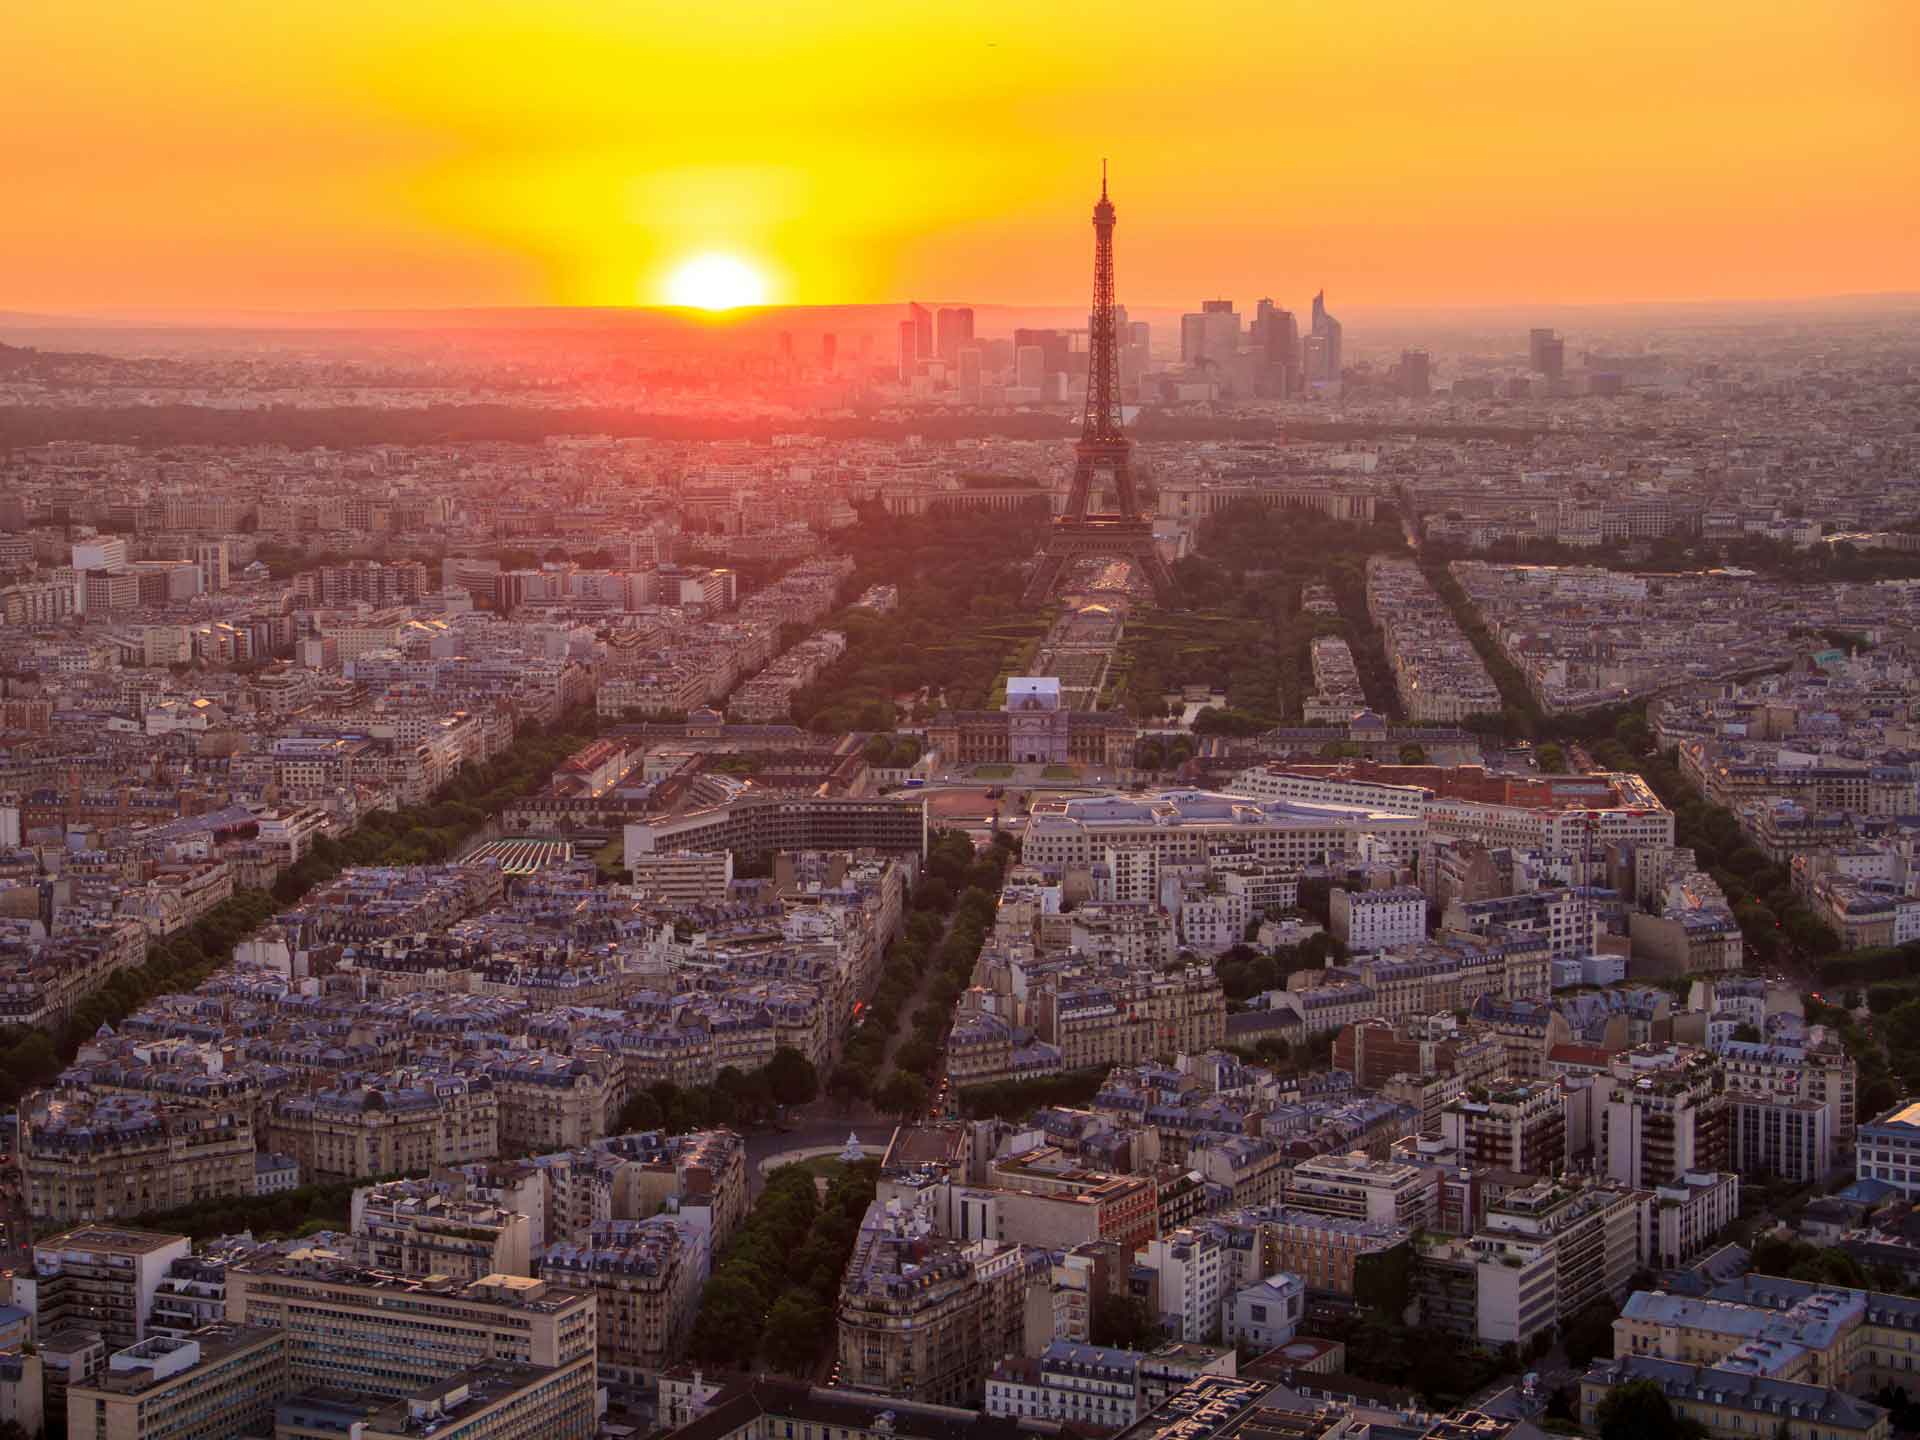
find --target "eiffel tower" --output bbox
[1021,165,1176,608]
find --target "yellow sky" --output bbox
[7,0,1917,314]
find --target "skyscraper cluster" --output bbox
[1173,289,1336,398]
[899,303,978,386]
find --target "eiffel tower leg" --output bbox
[1022,550,1069,608]
[1136,547,1177,605]
[1063,453,1096,520]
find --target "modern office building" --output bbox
[226,1256,596,1399]
[1020,790,1425,872]
[936,307,974,365]
[66,1326,290,1440]
[358,1362,596,1440]
[1309,290,1343,380]
[1282,1155,1438,1230]
[1528,328,1565,380]
[625,794,927,862]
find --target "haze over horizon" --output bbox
[8,0,1916,316]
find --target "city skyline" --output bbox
[6,0,1917,315]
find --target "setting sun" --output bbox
[661,253,770,311]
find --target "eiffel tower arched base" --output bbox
[1022,517,1176,607]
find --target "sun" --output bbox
[661,252,769,311]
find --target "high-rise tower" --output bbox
[1022,166,1175,607]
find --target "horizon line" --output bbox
[4,289,1920,331]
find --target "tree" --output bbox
[895,1038,939,1076]
[873,1069,928,1116]
[763,1291,831,1375]
[1397,743,1428,765]
[764,1047,819,1107]
[687,1273,767,1364]
[827,1063,871,1109]
[1563,1298,1620,1370]
[1090,1293,1162,1349]
[1596,1380,1709,1440]
[1536,741,1568,774]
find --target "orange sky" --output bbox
[7,0,1917,315]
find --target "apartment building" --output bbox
[483,1052,622,1156]
[32,1228,191,1354]
[1214,1207,1405,1301]
[602,1129,750,1256]
[0,1352,43,1440]
[1479,1179,1644,1326]
[21,1093,256,1224]
[1603,1045,1730,1189]
[835,1199,1029,1408]
[31,1227,192,1434]
[1733,1096,1833,1186]
[1222,1272,1305,1353]
[1649,1171,1741,1269]
[1437,1081,1568,1176]
[266,1072,499,1182]
[148,1257,230,1339]
[986,1342,1143,1428]
[538,1218,706,1390]
[350,1180,534,1281]
[1283,1155,1438,1230]
[1718,1037,1856,1148]
[1038,963,1227,1070]
[1330,885,1426,952]
[1580,1356,1888,1440]
[1136,1228,1224,1343]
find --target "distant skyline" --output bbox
[8,1,1917,315]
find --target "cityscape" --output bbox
[2,7,1919,1440]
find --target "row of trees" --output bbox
[0,706,606,1104]
[685,1157,880,1375]
[1420,560,1547,739]
[612,1047,820,1137]
[128,1175,379,1240]
[826,829,1017,1117]
[1594,735,1843,968]
[957,1068,1110,1121]
[1309,1307,1534,1408]
[0,886,285,1103]
[1421,526,1920,586]
[270,707,603,900]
